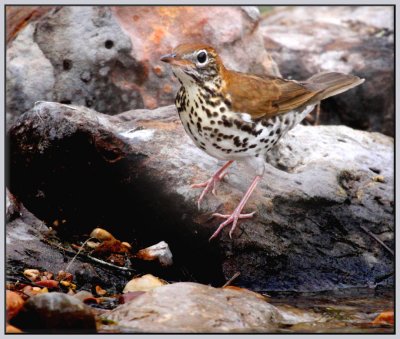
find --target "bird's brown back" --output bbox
[221,68,364,119]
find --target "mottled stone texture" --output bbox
[105,282,283,332]
[7,103,393,292]
[260,6,394,136]
[6,6,278,127]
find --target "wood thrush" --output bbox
[161,43,364,240]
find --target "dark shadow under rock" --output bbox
[7,102,393,292]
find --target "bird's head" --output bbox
[161,43,223,86]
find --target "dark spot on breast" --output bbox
[213,112,219,117]
[222,118,232,128]
[269,130,274,136]
[217,138,222,142]
[276,128,281,134]
[198,117,202,122]
[241,124,252,133]
[234,120,242,128]
[233,136,242,147]
[205,108,212,118]
[210,120,215,125]
[249,144,257,148]
[186,122,192,133]
[220,107,226,113]
[197,122,202,132]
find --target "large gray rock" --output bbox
[104,282,288,332]
[7,102,393,292]
[6,24,55,129]
[260,6,394,136]
[6,6,279,126]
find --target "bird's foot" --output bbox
[208,174,261,241]
[191,161,233,210]
[191,176,221,210]
[209,210,256,241]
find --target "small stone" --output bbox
[90,228,115,242]
[135,241,173,266]
[123,274,167,293]
[12,292,96,333]
[6,290,25,321]
[23,269,40,282]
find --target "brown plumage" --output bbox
[161,43,364,240]
[223,69,364,119]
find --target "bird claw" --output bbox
[191,161,234,210]
[191,182,207,189]
[209,210,256,241]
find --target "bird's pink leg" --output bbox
[210,175,261,241]
[191,160,234,209]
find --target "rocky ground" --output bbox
[8,102,394,292]
[6,5,394,334]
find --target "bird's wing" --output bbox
[222,71,317,119]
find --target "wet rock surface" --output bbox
[260,6,394,136]
[105,282,282,332]
[7,102,393,292]
[11,292,96,333]
[6,6,279,127]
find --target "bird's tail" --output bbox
[304,72,365,104]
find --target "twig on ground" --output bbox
[222,272,241,288]
[360,225,394,256]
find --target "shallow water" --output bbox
[267,287,394,333]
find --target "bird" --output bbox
[160,43,364,241]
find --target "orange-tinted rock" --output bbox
[6,6,279,126]
[6,6,54,45]
[112,6,280,109]
[372,310,394,326]
[6,290,25,321]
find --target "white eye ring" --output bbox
[196,50,208,65]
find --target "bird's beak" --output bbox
[160,53,192,67]
[160,53,176,63]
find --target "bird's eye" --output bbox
[196,50,208,64]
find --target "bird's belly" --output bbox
[176,89,314,161]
